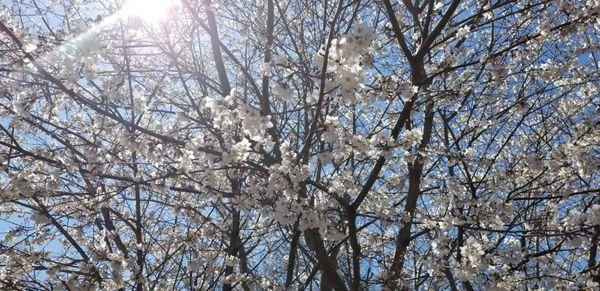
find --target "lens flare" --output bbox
[123,0,176,21]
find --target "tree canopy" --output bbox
[0,0,599,289]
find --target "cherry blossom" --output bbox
[0,0,598,290]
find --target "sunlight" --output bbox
[123,0,177,22]
[28,0,179,69]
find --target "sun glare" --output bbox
[123,0,177,21]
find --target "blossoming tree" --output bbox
[0,0,598,289]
